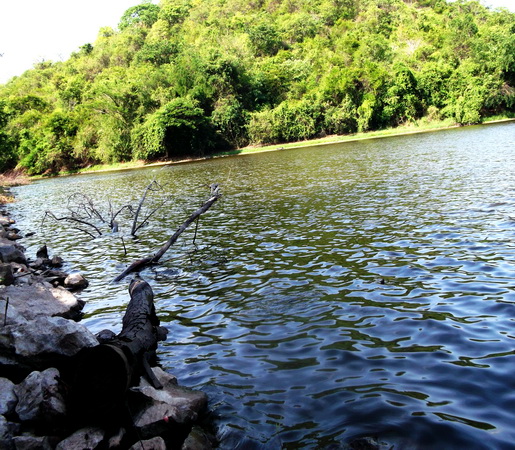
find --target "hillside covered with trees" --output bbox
[0,0,514,175]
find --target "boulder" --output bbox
[8,316,98,359]
[0,263,15,286]
[129,436,166,450]
[14,368,66,423]
[12,435,56,450]
[131,367,207,438]
[64,273,89,290]
[0,282,84,320]
[0,244,27,265]
[0,415,20,450]
[0,378,18,416]
[56,427,105,450]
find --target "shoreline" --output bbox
[24,117,515,180]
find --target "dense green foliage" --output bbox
[1,0,514,174]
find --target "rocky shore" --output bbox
[0,201,214,449]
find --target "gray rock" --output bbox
[64,273,89,290]
[182,426,213,450]
[131,367,207,438]
[6,232,22,240]
[0,415,20,450]
[0,244,27,265]
[0,282,84,320]
[129,436,166,450]
[56,427,105,450]
[13,435,55,450]
[0,263,15,286]
[0,216,14,226]
[29,258,45,270]
[14,368,66,422]
[107,427,126,448]
[36,245,48,260]
[0,377,18,416]
[9,316,98,358]
[49,256,63,267]
[0,299,27,327]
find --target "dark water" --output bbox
[10,122,515,449]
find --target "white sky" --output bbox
[0,0,514,84]
[0,0,152,84]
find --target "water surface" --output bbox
[11,122,515,449]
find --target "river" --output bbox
[10,122,515,449]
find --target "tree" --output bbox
[0,101,16,172]
[119,2,160,30]
[133,97,215,160]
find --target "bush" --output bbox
[133,97,215,159]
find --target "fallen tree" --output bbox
[70,278,168,423]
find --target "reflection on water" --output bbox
[11,122,515,448]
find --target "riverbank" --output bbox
[61,116,515,178]
[0,205,214,448]
[0,172,30,204]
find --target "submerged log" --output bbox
[70,279,168,424]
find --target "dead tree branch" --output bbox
[43,211,103,237]
[114,190,221,282]
[131,180,162,236]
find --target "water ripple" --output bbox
[9,122,515,448]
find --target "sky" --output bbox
[0,0,150,84]
[0,0,514,84]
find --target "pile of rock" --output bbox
[0,210,213,449]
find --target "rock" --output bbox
[0,282,84,320]
[107,427,126,448]
[8,316,98,359]
[56,427,105,450]
[182,426,213,450]
[28,258,45,270]
[0,263,15,286]
[0,415,20,450]
[96,329,117,343]
[0,244,27,265]
[6,232,22,240]
[49,256,63,267]
[0,378,18,416]
[0,299,27,327]
[64,273,89,290]
[36,245,49,260]
[145,366,178,388]
[131,367,207,438]
[15,368,66,422]
[43,269,69,286]
[12,435,56,450]
[0,216,14,226]
[129,436,166,450]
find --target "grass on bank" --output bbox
[23,114,515,178]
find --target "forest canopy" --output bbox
[0,0,514,175]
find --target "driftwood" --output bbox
[114,190,221,282]
[70,279,167,423]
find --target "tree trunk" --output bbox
[70,280,167,424]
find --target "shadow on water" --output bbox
[10,122,515,449]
